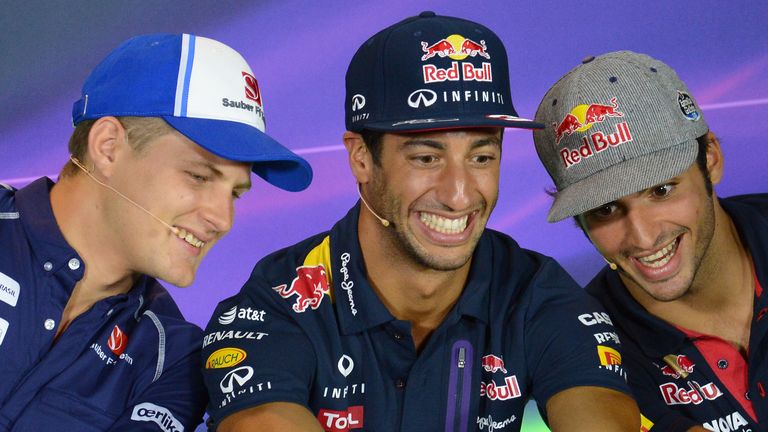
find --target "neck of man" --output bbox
[629,199,754,353]
[357,209,470,351]
[50,174,139,337]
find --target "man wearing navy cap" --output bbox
[200,12,638,431]
[533,51,768,430]
[0,34,311,430]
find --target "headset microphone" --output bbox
[70,156,180,235]
[357,183,390,227]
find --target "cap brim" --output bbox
[547,140,698,222]
[359,113,544,132]
[163,116,313,192]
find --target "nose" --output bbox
[622,204,662,251]
[201,187,235,234]
[436,159,473,211]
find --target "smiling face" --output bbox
[581,141,722,302]
[362,128,501,272]
[103,128,252,287]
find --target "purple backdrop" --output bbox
[2,1,767,337]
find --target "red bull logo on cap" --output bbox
[553,97,624,144]
[481,354,508,374]
[421,34,490,61]
[272,265,330,313]
[421,34,493,84]
[659,354,695,379]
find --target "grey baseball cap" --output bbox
[533,51,708,222]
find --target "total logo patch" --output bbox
[317,406,364,432]
[131,402,184,432]
[640,414,654,432]
[0,271,20,307]
[206,347,247,369]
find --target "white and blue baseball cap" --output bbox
[72,33,312,192]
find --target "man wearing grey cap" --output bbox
[534,51,768,431]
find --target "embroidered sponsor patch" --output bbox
[130,402,184,432]
[0,272,20,307]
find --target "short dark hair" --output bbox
[360,129,385,166]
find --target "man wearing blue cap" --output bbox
[201,12,638,431]
[0,34,312,430]
[534,51,768,431]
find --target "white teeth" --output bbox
[637,239,678,268]
[419,212,469,234]
[174,227,205,248]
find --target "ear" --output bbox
[704,131,724,186]
[343,131,374,184]
[86,116,127,179]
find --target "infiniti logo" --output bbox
[408,89,437,108]
[351,94,366,111]
[338,354,354,377]
[220,366,254,393]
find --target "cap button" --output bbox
[419,11,436,18]
[581,55,596,64]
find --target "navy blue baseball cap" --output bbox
[345,11,543,132]
[73,33,312,192]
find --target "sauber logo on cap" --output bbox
[108,325,127,356]
[242,72,262,106]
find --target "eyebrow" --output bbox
[401,135,502,150]
[187,160,252,190]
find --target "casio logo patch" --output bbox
[0,272,20,307]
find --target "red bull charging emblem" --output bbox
[273,265,330,313]
[553,97,633,169]
[660,354,695,379]
[481,354,508,374]
[421,34,492,84]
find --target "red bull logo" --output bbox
[660,381,722,405]
[552,97,624,144]
[272,265,329,313]
[421,34,491,61]
[108,325,127,356]
[481,354,508,374]
[660,354,695,379]
[559,122,633,169]
[480,376,522,401]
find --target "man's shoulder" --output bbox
[723,193,768,214]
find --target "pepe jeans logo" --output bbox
[339,252,358,316]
